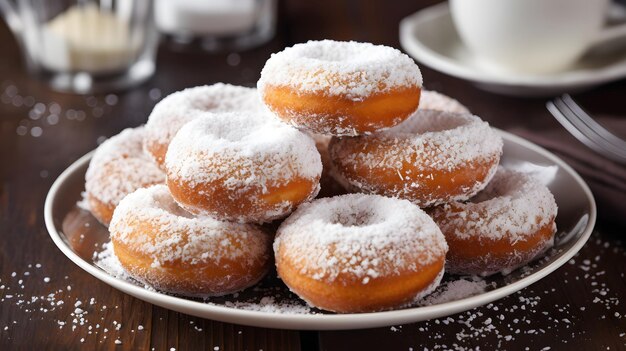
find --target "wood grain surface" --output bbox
[0,1,624,350]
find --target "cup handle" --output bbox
[591,2,626,48]
[592,23,626,46]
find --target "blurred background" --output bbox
[0,1,625,349]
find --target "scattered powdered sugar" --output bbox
[85,126,165,210]
[419,90,470,114]
[396,234,626,350]
[410,269,446,306]
[221,297,312,314]
[2,231,623,348]
[274,194,447,283]
[419,278,492,306]
[96,241,312,314]
[109,185,270,268]
[0,261,150,345]
[94,242,134,282]
[165,111,322,191]
[433,167,558,243]
[329,110,503,207]
[76,192,91,211]
[143,84,264,164]
[258,40,422,100]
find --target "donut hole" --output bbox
[330,209,381,227]
[198,112,268,143]
[300,45,358,62]
[191,100,220,112]
[208,120,253,142]
[295,41,385,65]
[470,170,525,204]
[305,51,357,63]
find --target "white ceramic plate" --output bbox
[44,131,596,330]
[399,2,626,97]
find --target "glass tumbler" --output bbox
[0,0,158,93]
[155,0,276,52]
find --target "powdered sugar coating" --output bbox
[418,278,490,306]
[144,84,264,165]
[329,110,503,207]
[109,185,271,296]
[258,40,422,100]
[431,168,558,276]
[85,127,165,223]
[433,168,558,243]
[274,194,447,284]
[419,90,469,114]
[167,112,321,185]
[324,91,469,190]
[165,112,322,222]
[377,110,502,168]
[110,185,269,264]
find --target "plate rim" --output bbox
[44,130,597,330]
[398,2,626,89]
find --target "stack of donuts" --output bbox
[84,40,558,313]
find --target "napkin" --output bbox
[511,117,626,227]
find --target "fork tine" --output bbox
[561,94,626,151]
[547,100,611,155]
[556,96,626,158]
[553,98,619,153]
[547,99,626,163]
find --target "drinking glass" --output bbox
[0,0,158,93]
[155,0,276,52]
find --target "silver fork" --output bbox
[546,94,626,164]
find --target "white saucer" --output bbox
[399,2,626,97]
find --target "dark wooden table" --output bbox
[1,1,625,350]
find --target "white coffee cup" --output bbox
[449,0,626,74]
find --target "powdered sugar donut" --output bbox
[109,185,272,297]
[419,90,469,114]
[258,40,423,136]
[144,84,263,167]
[329,110,503,207]
[319,90,470,196]
[274,194,448,313]
[430,168,558,276]
[165,112,322,223]
[85,127,165,226]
